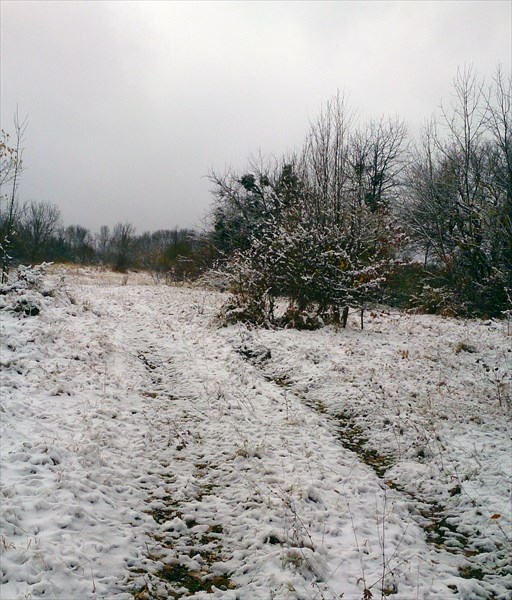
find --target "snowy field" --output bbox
[1,265,511,600]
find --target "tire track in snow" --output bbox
[84,282,464,600]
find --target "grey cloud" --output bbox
[1,0,510,233]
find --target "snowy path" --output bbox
[1,268,511,599]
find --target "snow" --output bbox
[1,265,511,599]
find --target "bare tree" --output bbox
[64,224,94,264]
[350,115,409,212]
[110,222,136,272]
[0,110,28,281]
[20,200,62,263]
[405,65,511,315]
[485,67,512,295]
[95,225,111,263]
[300,91,355,224]
[406,120,460,267]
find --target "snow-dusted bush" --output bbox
[211,97,407,329]
[410,283,460,316]
[0,263,58,316]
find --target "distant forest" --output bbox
[1,66,511,321]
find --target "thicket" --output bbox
[404,67,512,317]
[210,67,511,325]
[0,209,212,280]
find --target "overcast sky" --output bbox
[1,1,511,234]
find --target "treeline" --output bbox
[1,117,215,281]
[1,66,510,322]
[210,66,511,324]
[0,195,212,281]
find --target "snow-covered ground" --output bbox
[1,265,511,600]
